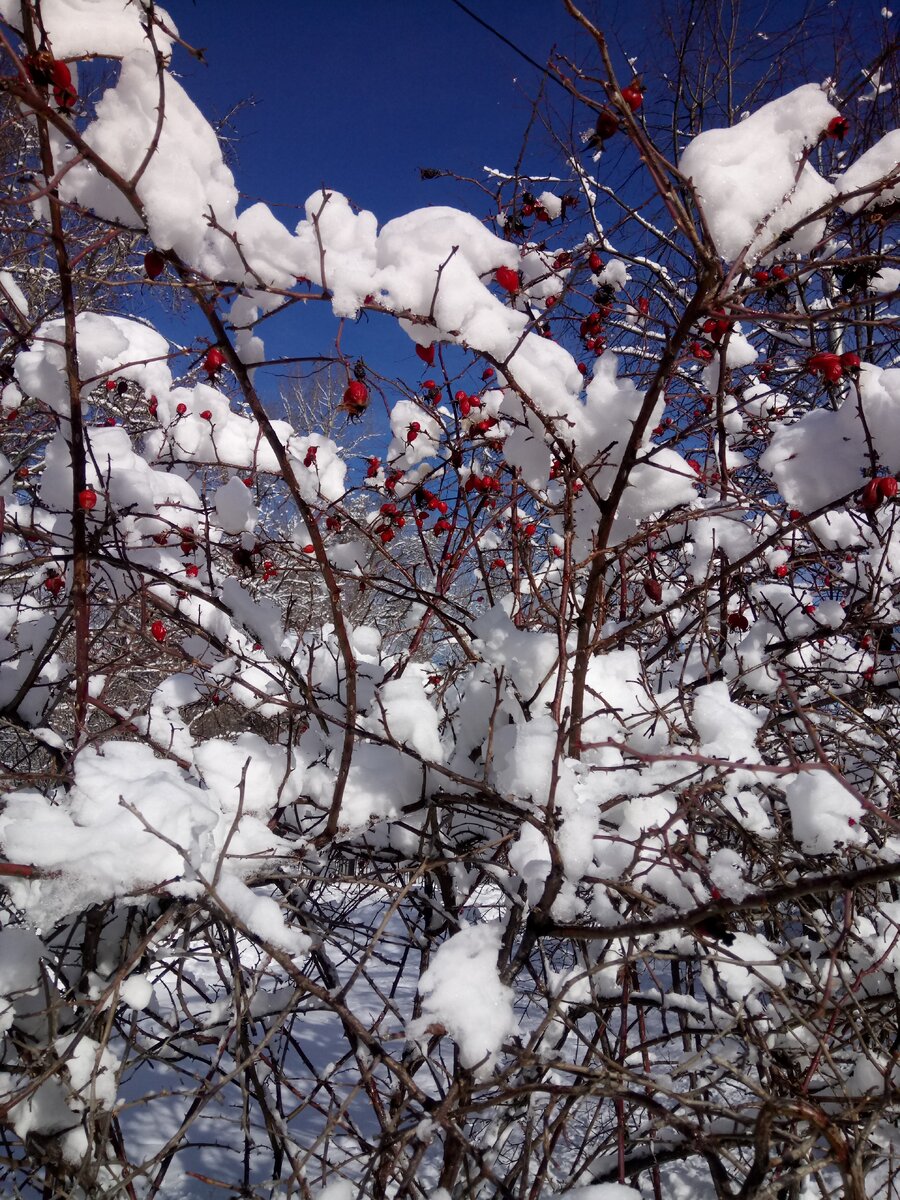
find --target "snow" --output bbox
[784,769,866,854]
[0,742,302,943]
[836,128,900,213]
[60,49,240,272]
[0,0,176,58]
[408,922,515,1071]
[679,84,839,262]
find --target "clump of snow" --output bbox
[679,84,839,263]
[408,922,515,1071]
[60,49,240,274]
[784,769,866,854]
[836,129,900,213]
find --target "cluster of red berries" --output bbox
[861,475,899,511]
[24,51,76,111]
[806,350,861,384]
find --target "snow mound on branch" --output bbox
[15,313,171,415]
[0,742,306,951]
[760,363,900,510]
[0,0,176,58]
[408,922,515,1071]
[0,929,44,1037]
[60,49,240,273]
[784,769,866,854]
[379,207,521,353]
[700,932,786,1012]
[679,84,838,263]
[836,128,900,213]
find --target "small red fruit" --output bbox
[727,612,749,632]
[150,620,167,644]
[588,251,603,272]
[774,564,789,578]
[50,59,76,111]
[186,563,199,578]
[44,575,64,597]
[494,266,521,295]
[879,476,899,500]
[176,402,187,416]
[643,577,663,603]
[827,115,850,140]
[594,109,619,140]
[144,250,165,280]
[78,487,97,511]
[200,410,212,421]
[840,351,861,373]
[341,380,369,416]
[861,479,883,511]
[621,82,643,112]
[203,347,226,377]
[416,343,436,366]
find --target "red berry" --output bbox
[78,487,97,511]
[186,563,199,578]
[148,397,158,416]
[150,620,167,644]
[203,347,226,377]
[105,380,116,392]
[482,367,495,380]
[594,108,619,140]
[341,380,369,415]
[243,476,253,487]
[840,351,861,373]
[494,266,520,295]
[200,410,212,421]
[577,362,587,375]
[621,83,643,112]
[643,577,663,603]
[144,250,165,280]
[827,115,850,140]
[416,343,435,366]
[176,402,187,416]
[727,612,749,632]
[588,251,603,272]
[753,270,770,286]
[862,478,883,512]
[774,564,789,578]
[524,522,537,537]
[637,297,649,316]
[50,60,76,111]
[878,475,899,501]
[303,544,315,554]
[44,575,64,597]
